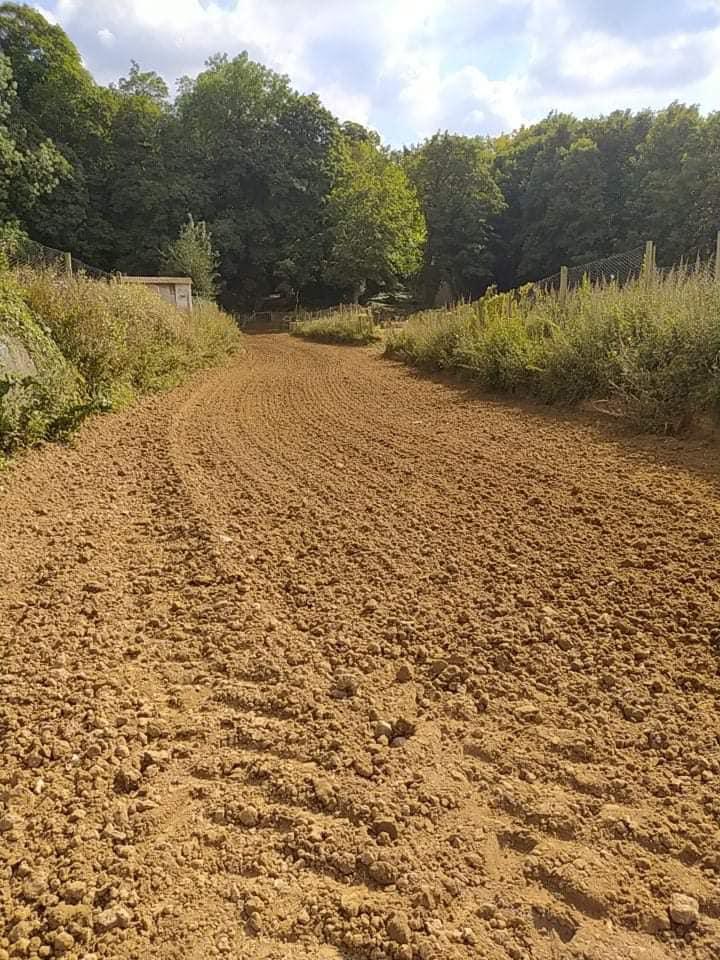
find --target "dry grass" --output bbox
[1,268,241,453]
[20,273,240,400]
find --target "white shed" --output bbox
[121,276,193,311]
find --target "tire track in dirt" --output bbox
[1,334,720,960]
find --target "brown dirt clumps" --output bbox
[1,334,720,960]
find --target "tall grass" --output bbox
[385,268,720,433]
[291,306,381,345]
[1,268,241,453]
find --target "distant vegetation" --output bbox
[291,309,381,345]
[385,268,720,434]
[2,2,720,310]
[0,265,240,454]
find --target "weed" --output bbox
[1,267,241,452]
[291,308,381,345]
[385,268,720,433]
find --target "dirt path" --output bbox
[1,334,720,960]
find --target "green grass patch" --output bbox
[291,309,381,345]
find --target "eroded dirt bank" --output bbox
[1,334,719,960]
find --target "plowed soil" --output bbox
[2,335,720,960]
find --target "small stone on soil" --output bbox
[669,893,700,927]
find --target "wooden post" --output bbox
[64,252,72,277]
[559,265,568,302]
[643,241,655,285]
[715,230,720,282]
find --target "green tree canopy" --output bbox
[627,102,705,262]
[176,52,339,307]
[113,61,169,104]
[2,7,720,305]
[0,52,67,222]
[325,136,426,302]
[406,132,505,300]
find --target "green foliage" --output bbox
[162,215,219,300]
[386,269,720,433]
[0,269,82,451]
[2,6,720,307]
[113,61,169,104]
[176,53,339,307]
[626,103,705,263]
[1,265,240,453]
[0,220,28,268]
[0,51,68,222]
[405,133,505,300]
[291,308,381,345]
[325,137,426,301]
[21,270,239,400]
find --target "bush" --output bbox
[20,271,240,401]
[1,267,241,453]
[385,268,720,433]
[291,308,381,345]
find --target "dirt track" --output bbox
[1,334,720,960]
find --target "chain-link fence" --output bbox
[535,245,647,292]
[1,234,112,280]
[535,238,720,294]
[663,240,718,278]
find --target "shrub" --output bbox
[385,268,720,433]
[20,271,240,402]
[291,308,381,345]
[1,266,241,453]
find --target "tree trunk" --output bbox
[352,279,366,304]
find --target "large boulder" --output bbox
[0,333,37,378]
[0,271,82,451]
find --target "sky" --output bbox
[31,0,720,146]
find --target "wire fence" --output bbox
[665,240,719,277]
[535,238,720,294]
[2,235,112,280]
[4,232,720,302]
[535,245,647,292]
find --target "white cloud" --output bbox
[32,0,720,143]
[97,27,115,47]
[33,4,58,24]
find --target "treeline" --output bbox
[2,2,719,308]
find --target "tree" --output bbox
[176,52,339,307]
[161,215,219,299]
[113,61,169,104]
[0,53,67,222]
[325,137,426,302]
[341,120,381,146]
[581,109,652,250]
[3,4,720,305]
[522,137,607,273]
[406,133,505,300]
[0,3,116,259]
[97,91,183,275]
[627,103,705,263]
[684,111,720,253]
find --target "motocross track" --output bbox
[1,334,720,960]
